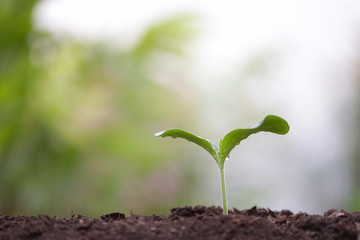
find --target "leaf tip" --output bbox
[282,122,290,135]
[274,116,290,135]
[154,131,165,137]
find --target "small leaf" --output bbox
[155,129,219,162]
[218,115,289,167]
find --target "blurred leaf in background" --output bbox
[0,0,198,217]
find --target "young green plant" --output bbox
[155,115,289,214]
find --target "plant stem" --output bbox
[219,167,228,214]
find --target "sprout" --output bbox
[155,115,289,214]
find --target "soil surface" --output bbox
[1,206,360,240]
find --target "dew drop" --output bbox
[154,131,165,136]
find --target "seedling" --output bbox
[155,115,289,214]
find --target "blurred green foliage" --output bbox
[0,0,198,217]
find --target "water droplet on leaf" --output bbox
[154,131,165,137]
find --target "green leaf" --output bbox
[218,115,289,167]
[154,129,219,162]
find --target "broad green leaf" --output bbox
[218,115,289,167]
[155,129,219,162]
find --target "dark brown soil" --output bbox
[1,206,360,240]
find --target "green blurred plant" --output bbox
[155,115,289,214]
[0,0,197,216]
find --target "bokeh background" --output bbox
[1,0,360,217]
